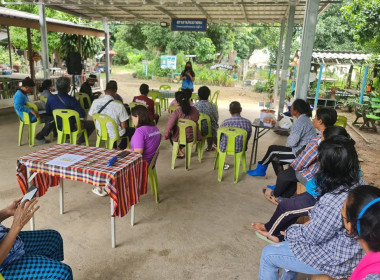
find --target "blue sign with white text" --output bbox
[171,18,207,32]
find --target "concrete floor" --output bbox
[0,97,291,279]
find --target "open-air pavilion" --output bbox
[1,1,374,279]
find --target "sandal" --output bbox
[205,146,216,152]
[177,154,185,159]
[263,188,278,205]
[255,231,275,244]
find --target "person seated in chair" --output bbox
[79,74,102,101]
[248,99,316,177]
[88,80,135,150]
[125,105,161,165]
[0,197,72,280]
[194,86,219,151]
[133,84,159,124]
[252,127,358,242]
[219,101,252,153]
[257,135,364,279]
[13,77,56,144]
[164,91,201,159]
[263,107,337,200]
[342,185,380,279]
[45,77,95,145]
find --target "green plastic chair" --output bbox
[39,94,48,104]
[129,102,147,127]
[159,84,171,110]
[0,272,4,280]
[148,90,162,116]
[335,115,347,128]
[75,92,92,119]
[171,118,199,170]
[114,100,123,105]
[214,127,247,184]
[196,113,212,163]
[148,135,162,203]
[92,113,129,149]
[169,105,180,114]
[53,109,89,146]
[18,102,42,147]
[191,93,198,103]
[210,90,220,110]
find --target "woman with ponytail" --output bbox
[164,91,201,158]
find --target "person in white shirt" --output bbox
[88,80,135,150]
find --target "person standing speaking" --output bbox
[180,61,195,92]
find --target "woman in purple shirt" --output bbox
[125,105,161,165]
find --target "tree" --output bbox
[314,4,358,51]
[194,38,216,63]
[341,0,380,54]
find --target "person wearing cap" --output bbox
[13,77,56,144]
[79,74,101,101]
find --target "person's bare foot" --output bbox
[177,148,185,158]
[251,222,266,231]
[257,230,280,243]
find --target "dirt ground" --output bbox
[0,71,378,280]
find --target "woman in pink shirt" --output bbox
[125,105,161,165]
[164,91,201,158]
[342,185,380,280]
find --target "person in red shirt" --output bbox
[133,84,159,124]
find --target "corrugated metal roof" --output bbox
[0,7,105,37]
[312,50,380,63]
[1,0,338,24]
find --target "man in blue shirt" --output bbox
[13,77,55,144]
[45,77,95,144]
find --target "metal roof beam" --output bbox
[189,0,212,20]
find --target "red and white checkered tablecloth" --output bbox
[17,144,148,217]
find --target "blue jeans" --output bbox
[259,241,322,280]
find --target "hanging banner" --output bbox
[161,55,177,70]
[171,18,207,32]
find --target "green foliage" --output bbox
[59,34,102,59]
[0,46,10,64]
[314,4,358,51]
[194,38,216,63]
[341,0,380,54]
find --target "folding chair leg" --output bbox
[171,142,180,169]
[218,153,226,182]
[18,122,24,146]
[185,143,193,170]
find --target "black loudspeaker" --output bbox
[66,52,82,75]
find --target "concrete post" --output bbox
[6,26,12,71]
[295,0,321,100]
[103,18,110,83]
[314,63,324,109]
[273,18,285,109]
[359,65,369,104]
[38,4,50,79]
[278,4,296,116]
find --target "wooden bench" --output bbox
[353,102,379,131]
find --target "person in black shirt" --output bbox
[79,74,101,101]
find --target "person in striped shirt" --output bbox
[263,107,337,200]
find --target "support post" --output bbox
[359,65,369,104]
[273,18,285,108]
[103,18,110,83]
[6,26,12,71]
[314,63,324,109]
[130,205,135,226]
[295,0,321,100]
[27,29,35,81]
[278,4,296,116]
[38,4,50,79]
